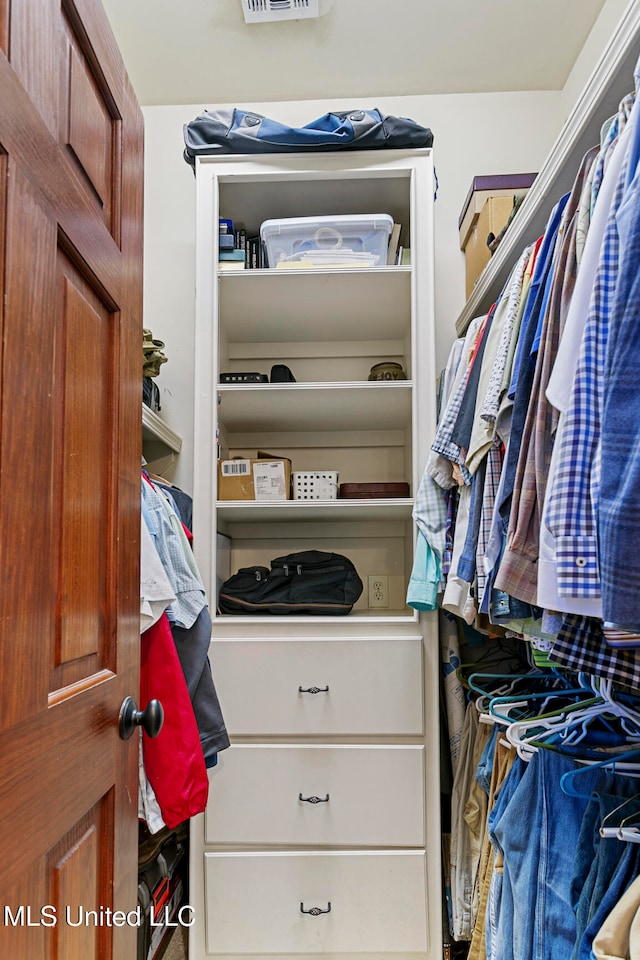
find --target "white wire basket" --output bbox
[292,471,339,500]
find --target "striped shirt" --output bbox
[544,150,630,599]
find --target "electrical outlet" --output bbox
[368,575,389,608]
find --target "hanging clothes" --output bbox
[465,251,531,474]
[539,88,637,615]
[591,873,640,960]
[140,513,176,632]
[139,472,230,829]
[448,672,640,957]
[418,54,640,960]
[141,474,206,629]
[138,513,176,830]
[542,143,631,604]
[410,66,640,675]
[170,606,230,765]
[140,611,209,829]
[599,70,640,631]
[450,702,492,940]
[494,146,598,605]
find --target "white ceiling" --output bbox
[101,0,607,107]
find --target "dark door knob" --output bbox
[119,697,164,740]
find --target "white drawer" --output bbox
[211,638,423,735]
[205,744,425,846]
[204,850,429,955]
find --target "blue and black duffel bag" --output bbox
[184,107,433,166]
[218,550,364,616]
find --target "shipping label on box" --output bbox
[222,459,251,477]
[253,460,287,500]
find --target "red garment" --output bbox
[468,305,493,368]
[140,612,209,827]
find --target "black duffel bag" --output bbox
[218,550,363,616]
[184,108,433,166]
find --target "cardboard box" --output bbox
[458,173,537,246]
[217,455,292,501]
[462,196,515,298]
[459,174,537,298]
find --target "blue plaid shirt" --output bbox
[544,147,630,600]
[599,70,640,630]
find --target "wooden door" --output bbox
[0,0,143,957]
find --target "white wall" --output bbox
[143,90,561,493]
[560,0,629,121]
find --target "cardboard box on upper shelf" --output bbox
[459,173,537,299]
[217,453,292,501]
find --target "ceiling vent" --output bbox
[241,0,320,24]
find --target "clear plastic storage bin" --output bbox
[260,214,394,268]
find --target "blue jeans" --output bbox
[490,749,603,960]
[476,724,499,796]
[486,756,527,960]
[577,827,640,960]
[571,781,640,960]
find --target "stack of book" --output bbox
[386,222,410,266]
[232,226,267,269]
[217,219,268,270]
[218,217,246,271]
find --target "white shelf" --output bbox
[456,0,640,335]
[217,381,413,433]
[213,609,418,625]
[219,267,411,344]
[216,498,414,524]
[141,404,182,453]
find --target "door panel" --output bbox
[61,8,121,238]
[9,0,58,134]
[48,797,114,960]
[54,256,115,684]
[67,45,112,207]
[0,1,7,55]
[0,1,143,957]
[0,161,58,730]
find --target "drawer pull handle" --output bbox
[300,902,331,916]
[298,685,329,694]
[299,793,330,804]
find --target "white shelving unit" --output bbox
[141,403,182,477]
[192,150,438,625]
[189,149,442,960]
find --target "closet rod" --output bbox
[455,0,640,337]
